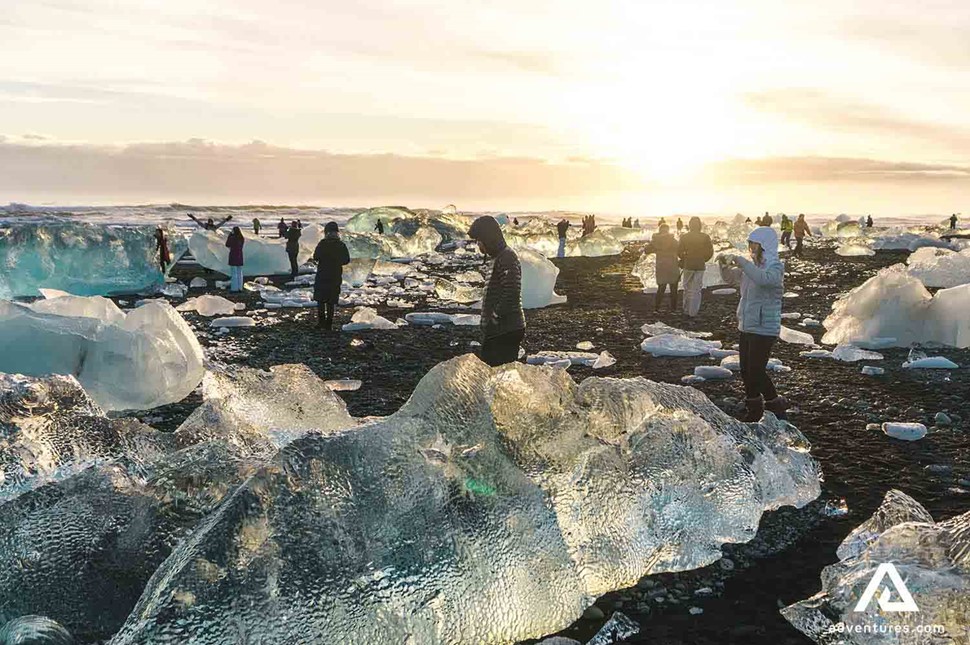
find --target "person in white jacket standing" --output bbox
[718,226,788,422]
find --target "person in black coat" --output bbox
[312,221,351,330]
[285,221,302,278]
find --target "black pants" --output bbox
[481,329,525,367]
[794,236,804,257]
[317,302,335,329]
[739,332,777,400]
[288,251,299,278]
[655,283,677,310]
[780,231,791,249]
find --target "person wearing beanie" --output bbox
[467,216,526,366]
[312,221,350,331]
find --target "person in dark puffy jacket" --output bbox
[285,221,302,279]
[225,226,245,292]
[312,222,350,331]
[468,216,525,367]
[677,217,714,316]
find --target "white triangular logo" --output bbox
[853,563,919,613]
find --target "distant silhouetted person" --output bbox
[644,223,680,311]
[676,218,684,234]
[745,217,752,223]
[866,215,873,228]
[634,218,640,228]
[374,219,384,235]
[678,217,714,317]
[189,213,231,230]
[718,226,787,422]
[468,215,525,367]
[513,217,520,226]
[793,214,812,258]
[658,217,667,230]
[761,214,773,227]
[556,218,570,258]
[780,214,793,250]
[155,227,171,273]
[252,217,261,236]
[950,214,958,230]
[277,218,287,238]
[285,220,302,279]
[225,226,245,291]
[312,222,350,331]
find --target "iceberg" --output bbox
[111,355,819,644]
[189,228,318,277]
[632,255,724,293]
[905,246,970,288]
[781,490,969,643]
[519,248,568,308]
[0,222,186,298]
[821,266,970,348]
[0,295,204,411]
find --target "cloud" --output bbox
[0,139,641,203]
[840,16,970,68]
[703,156,970,184]
[744,89,970,153]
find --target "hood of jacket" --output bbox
[748,226,779,265]
[468,216,508,257]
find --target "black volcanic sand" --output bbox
[136,240,969,645]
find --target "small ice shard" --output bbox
[434,278,483,304]
[712,288,736,295]
[404,311,480,327]
[882,422,927,441]
[695,365,733,380]
[902,356,958,369]
[766,358,790,372]
[860,365,884,376]
[176,294,237,316]
[641,322,713,338]
[782,489,970,643]
[527,351,600,367]
[189,277,208,289]
[641,334,722,357]
[342,307,397,331]
[835,243,875,257]
[830,344,884,362]
[208,316,255,328]
[783,291,799,298]
[0,298,204,411]
[779,325,814,345]
[576,341,595,351]
[818,498,849,518]
[800,317,821,327]
[449,313,481,326]
[681,375,706,384]
[586,612,640,645]
[709,349,739,360]
[799,349,833,359]
[591,351,616,369]
[781,312,801,320]
[720,355,741,371]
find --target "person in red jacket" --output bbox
[225,226,245,291]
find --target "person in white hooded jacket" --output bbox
[718,226,788,422]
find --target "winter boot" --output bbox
[764,396,789,421]
[740,396,764,422]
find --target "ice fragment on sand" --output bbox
[324,379,363,391]
[591,351,616,369]
[835,243,875,257]
[111,355,820,645]
[189,277,207,289]
[712,288,736,295]
[0,297,203,411]
[694,366,733,380]
[342,307,397,331]
[640,322,712,338]
[830,344,883,362]
[576,341,595,351]
[779,325,814,345]
[208,316,255,328]
[860,366,884,376]
[641,334,722,357]
[519,248,568,308]
[177,294,237,316]
[782,489,970,643]
[882,422,927,441]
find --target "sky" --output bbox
[1,0,969,215]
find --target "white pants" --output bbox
[230,265,244,291]
[681,269,704,316]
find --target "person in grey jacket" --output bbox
[718,226,788,422]
[468,216,526,366]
